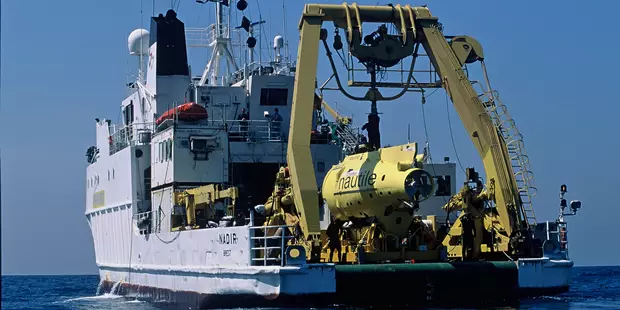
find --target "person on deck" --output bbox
[326,216,342,263]
[270,108,283,139]
[361,113,380,150]
[237,108,249,138]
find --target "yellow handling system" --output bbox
[172,184,239,230]
[266,2,537,262]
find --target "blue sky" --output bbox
[1,0,618,275]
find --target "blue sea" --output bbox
[2,266,619,310]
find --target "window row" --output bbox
[158,138,173,163]
[87,168,115,188]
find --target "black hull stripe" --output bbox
[103,281,526,309]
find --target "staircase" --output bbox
[334,124,361,155]
[480,89,538,228]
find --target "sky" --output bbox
[1,0,619,275]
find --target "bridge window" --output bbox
[163,141,168,161]
[159,142,164,163]
[259,88,288,106]
[124,101,134,125]
[167,139,173,160]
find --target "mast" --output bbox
[198,0,239,86]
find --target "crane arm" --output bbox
[416,18,523,237]
[286,7,323,244]
[315,93,352,126]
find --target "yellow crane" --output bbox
[314,93,352,127]
[172,184,239,231]
[264,2,539,262]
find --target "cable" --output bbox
[420,93,447,204]
[424,87,441,99]
[153,156,181,244]
[421,92,462,250]
[445,92,466,174]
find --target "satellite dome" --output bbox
[273,35,284,49]
[128,29,150,56]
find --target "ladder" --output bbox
[334,124,360,155]
[480,89,538,228]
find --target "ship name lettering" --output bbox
[337,171,377,190]
[218,233,238,245]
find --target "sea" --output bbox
[2,266,619,310]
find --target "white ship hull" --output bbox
[88,203,572,308]
[518,257,573,296]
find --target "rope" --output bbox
[154,158,182,244]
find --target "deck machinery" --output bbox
[258,3,574,265]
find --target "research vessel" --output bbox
[85,1,581,308]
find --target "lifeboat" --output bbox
[156,102,208,125]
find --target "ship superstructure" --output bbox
[84,1,579,308]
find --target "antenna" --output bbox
[407,124,411,143]
[235,1,265,77]
[282,0,288,64]
[140,0,144,82]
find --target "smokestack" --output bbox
[149,9,189,77]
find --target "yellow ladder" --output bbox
[480,89,538,228]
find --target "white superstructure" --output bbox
[84,2,575,308]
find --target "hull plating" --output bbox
[89,205,572,309]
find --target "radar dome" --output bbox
[273,35,284,49]
[128,29,150,56]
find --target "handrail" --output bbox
[109,122,155,155]
[248,225,296,266]
[226,119,285,142]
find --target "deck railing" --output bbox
[226,119,285,142]
[108,118,339,157]
[540,221,569,260]
[226,119,334,145]
[249,225,296,266]
[109,122,155,155]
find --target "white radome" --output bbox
[128,29,150,56]
[273,35,284,49]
